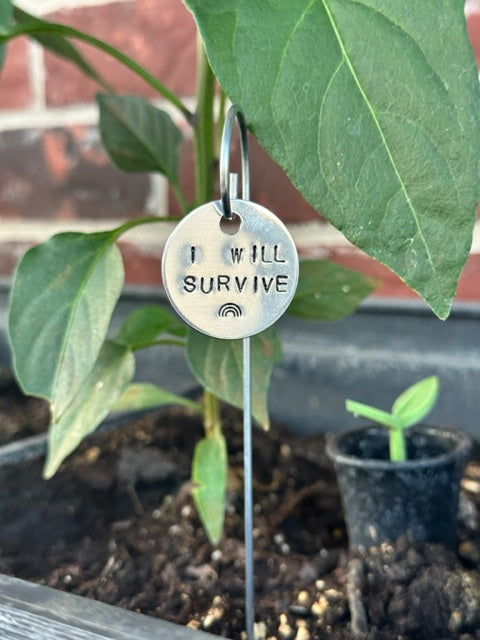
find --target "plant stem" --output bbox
[193,36,217,207]
[171,181,190,216]
[2,20,192,121]
[215,87,228,158]
[191,42,224,439]
[130,339,187,351]
[389,427,407,462]
[204,390,222,437]
[112,215,180,238]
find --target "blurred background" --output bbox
[0,0,479,300]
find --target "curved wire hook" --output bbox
[219,105,250,220]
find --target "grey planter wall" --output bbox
[1,282,479,437]
[272,299,480,437]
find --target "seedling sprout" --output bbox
[346,376,440,461]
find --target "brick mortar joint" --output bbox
[0,219,344,249]
[1,218,479,255]
[0,97,196,131]
[16,0,132,16]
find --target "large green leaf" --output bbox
[115,305,187,350]
[12,7,112,92]
[186,328,282,429]
[8,231,124,420]
[97,94,183,186]
[192,431,228,544]
[185,0,480,319]
[114,383,201,414]
[44,340,135,478]
[0,0,12,69]
[288,259,378,320]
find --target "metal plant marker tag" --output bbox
[163,105,299,640]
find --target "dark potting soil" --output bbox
[0,377,480,640]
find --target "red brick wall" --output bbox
[1,0,479,302]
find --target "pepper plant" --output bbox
[2,2,479,542]
[346,375,440,461]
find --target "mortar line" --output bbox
[27,40,46,112]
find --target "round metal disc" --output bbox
[162,200,299,339]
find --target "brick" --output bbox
[249,137,320,223]
[119,241,163,285]
[0,37,32,109]
[116,242,480,298]
[0,241,29,278]
[325,247,422,300]
[169,134,321,222]
[2,227,479,297]
[455,253,480,301]
[0,126,149,220]
[317,246,480,304]
[45,0,197,107]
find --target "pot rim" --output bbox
[325,424,473,471]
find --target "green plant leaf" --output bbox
[114,383,202,413]
[0,11,189,116]
[115,305,187,350]
[186,0,480,319]
[0,2,12,27]
[0,0,12,69]
[345,399,399,430]
[192,430,228,544]
[44,340,135,479]
[392,375,439,429]
[186,328,282,429]
[97,94,183,186]
[288,259,378,321]
[12,7,113,92]
[8,231,124,420]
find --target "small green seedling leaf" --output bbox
[186,327,282,429]
[114,383,202,414]
[346,376,440,461]
[192,431,228,545]
[287,259,379,321]
[345,399,399,430]
[44,340,135,479]
[8,231,124,420]
[115,305,187,350]
[392,375,439,429]
[97,94,183,185]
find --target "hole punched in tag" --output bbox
[219,174,242,235]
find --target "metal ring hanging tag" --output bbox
[162,105,299,340]
[220,105,250,218]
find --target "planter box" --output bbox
[0,574,220,640]
[0,282,479,637]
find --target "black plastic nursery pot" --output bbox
[326,425,473,551]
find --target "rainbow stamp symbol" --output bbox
[218,302,243,318]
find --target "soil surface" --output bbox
[1,375,480,640]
